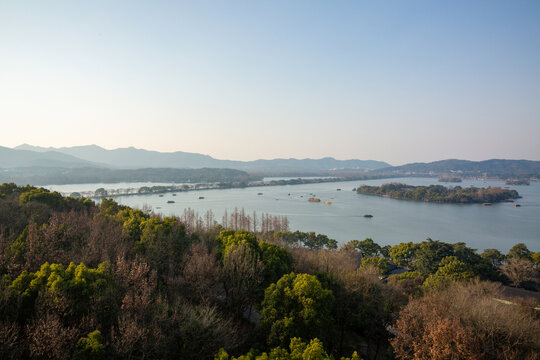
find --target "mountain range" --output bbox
[0,146,104,169]
[11,144,390,172]
[372,159,540,178]
[3,145,540,186]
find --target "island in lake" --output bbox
[504,178,530,185]
[356,183,520,204]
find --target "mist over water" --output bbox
[48,177,540,253]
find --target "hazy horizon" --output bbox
[9,142,540,167]
[1,1,539,163]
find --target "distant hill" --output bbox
[14,144,390,172]
[0,166,255,186]
[373,159,540,178]
[233,157,389,172]
[0,146,104,169]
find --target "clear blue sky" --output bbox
[1,1,539,165]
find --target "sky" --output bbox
[1,1,539,165]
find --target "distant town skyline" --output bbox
[1,1,539,165]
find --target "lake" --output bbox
[47,177,540,253]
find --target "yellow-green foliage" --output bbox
[19,187,93,211]
[532,252,540,268]
[10,262,111,304]
[215,337,363,360]
[387,270,423,282]
[20,188,65,209]
[116,208,150,240]
[99,198,127,217]
[389,242,420,267]
[260,273,334,347]
[423,256,474,290]
[217,230,260,257]
[7,226,28,262]
[359,256,390,274]
[73,330,105,360]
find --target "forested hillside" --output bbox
[374,159,540,178]
[0,183,538,359]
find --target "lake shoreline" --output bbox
[78,174,401,199]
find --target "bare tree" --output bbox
[500,258,538,287]
[182,242,222,303]
[252,210,258,232]
[0,321,22,360]
[222,209,228,229]
[204,209,216,230]
[27,313,79,360]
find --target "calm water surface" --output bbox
[48,178,540,252]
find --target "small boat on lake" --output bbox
[514,204,521,207]
[308,197,321,202]
[198,196,205,199]
[336,189,341,191]
[172,193,177,196]
[167,200,175,204]
[482,203,492,206]
[363,214,373,218]
[158,194,164,197]
[324,201,332,205]
[257,193,263,195]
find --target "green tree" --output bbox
[215,337,362,360]
[259,241,293,286]
[379,245,391,259]
[73,330,105,360]
[423,256,474,290]
[9,262,114,323]
[481,249,506,266]
[19,188,65,210]
[99,198,126,217]
[116,208,150,241]
[291,231,337,250]
[412,239,454,275]
[452,242,482,266]
[259,273,334,347]
[342,238,381,257]
[217,230,260,257]
[507,243,532,260]
[389,242,419,267]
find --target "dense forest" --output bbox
[356,183,520,204]
[0,183,538,359]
